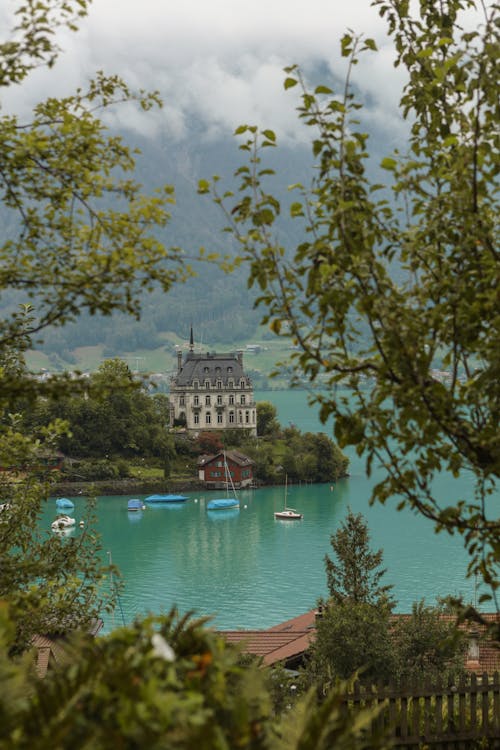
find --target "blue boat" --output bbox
[128,498,145,512]
[144,494,188,504]
[206,498,240,511]
[56,497,74,509]
[206,452,240,512]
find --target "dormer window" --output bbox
[227,366,233,374]
[205,380,210,389]
[240,379,245,389]
[204,367,210,373]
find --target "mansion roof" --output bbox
[172,351,247,388]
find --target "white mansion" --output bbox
[169,334,257,435]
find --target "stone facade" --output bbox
[169,339,257,435]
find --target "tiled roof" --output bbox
[219,610,500,673]
[220,610,317,666]
[222,629,313,666]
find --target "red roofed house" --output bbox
[220,609,500,673]
[198,450,254,490]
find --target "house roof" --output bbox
[172,351,247,387]
[31,619,104,678]
[219,609,500,673]
[220,610,317,666]
[198,450,254,468]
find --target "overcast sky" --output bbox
[3,0,410,143]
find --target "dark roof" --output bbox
[198,450,254,468]
[172,351,246,387]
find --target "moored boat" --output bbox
[274,508,303,520]
[56,497,74,509]
[206,451,240,512]
[274,476,303,520]
[128,498,146,511]
[207,498,240,511]
[144,494,188,504]
[51,514,76,531]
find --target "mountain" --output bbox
[1,91,406,367]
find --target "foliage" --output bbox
[306,512,468,690]
[244,424,349,485]
[24,359,172,459]
[257,401,281,437]
[306,511,395,686]
[325,510,394,607]
[0,1,191,652]
[202,0,500,606]
[307,601,396,687]
[0,1,91,87]
[0,439,115,652]
[392,599,467,682]
[0,606,389,750]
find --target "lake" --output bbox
[43,388,486,633]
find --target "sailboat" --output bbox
[274,476,303,520]
[207,452,240,511]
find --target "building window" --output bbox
[241,394,246,405]
[217,394,222,405]
[194,413,199,425]
[179,396,185,406]
[229,394,234,405]
[217,412,223,424]
[229,411,234,424]
[205,395,211,406]
[204,367,209,373]
[193,380,199,388]
[194,395,199,406]
[205,380,210,389]
[239,411,243,423]
[227,366,233,374]
[217,380,222,389]
[245,410,250,423]
[240,379,245,388]
[228,379,234,388]
[206,412,211,424]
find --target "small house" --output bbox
[198,450,254,490]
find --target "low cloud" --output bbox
[2,0,406,143]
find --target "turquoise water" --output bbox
[42,389,489,633]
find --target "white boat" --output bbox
[207,451,240,511]
[51,514,76,531]
[274,476,303,520]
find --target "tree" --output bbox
[0,1,192,651]
[257,401,280,437]
[325,510,394,608]
[202,0,499,606]
[393,600,466,683]
[307,511,395,686]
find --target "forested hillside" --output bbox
[0,92,399,365]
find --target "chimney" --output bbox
[237,350,243,366]
[177,350,182,372]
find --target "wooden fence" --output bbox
[344,672,500,748]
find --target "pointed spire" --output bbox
[189,325,194,352]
